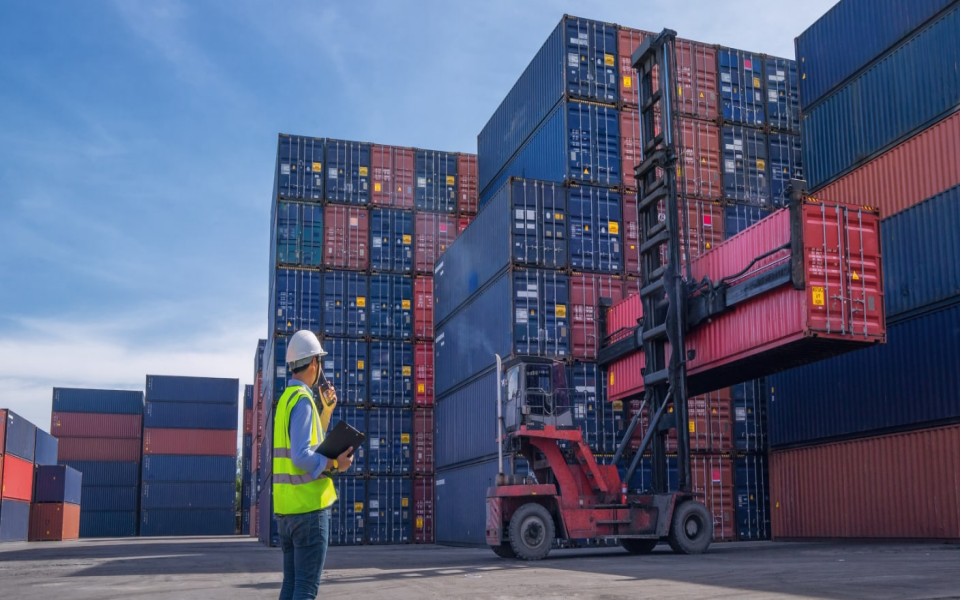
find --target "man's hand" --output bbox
[320,386,338,411]
[336,447,355,472]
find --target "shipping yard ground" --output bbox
[0,537,958,599]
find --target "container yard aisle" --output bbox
[0,538,956,599]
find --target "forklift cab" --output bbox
[502,358,574,432]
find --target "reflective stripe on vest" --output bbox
[272,384,337,515]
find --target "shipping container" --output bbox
[435,457,503,546]
[770,425,959,539]
[478,15,619,195]
[324,139,370,205]
[368,273,413,339]
[323,205,370,270]
[369,208,413,274]
[734,453,770,540]
[141,455,236,483]
[813,112,959,218]
[413,408,434,475]
[322,338,368,406]
[0,499,30,541]
[366,407,411,475]
[722,126,769,205]
[331,404,368,473]
[569,273,626,360]
[802,6,960,190]
[568,362,621,455]
[630,391,734,454]
[140,508,235,536]
[144,401,238,430]
[413,476,434,543]
[414,342,434,408]
[723,203,773,238]
[29,502,80,542]
[568,185,622,273]
[617,26,646,106]
[368,340,413,407]
[415,150,458,213]
[795,0,955,109]
[322,270,368,338]
[142,428,237,457]
[435,368,498,469]
[81,486,138,512]
[2,410,36,462]
[274,268,321,334]
[367,476,411,544]
[33,430,58,466]
[718,48,766,126]
[34,465,82,505]
[732,380,767,452]
[258,483,279,547]
[434,178,568,326]
[619,109,640,190]
[276,134,325,201]
[677,38,720,120]
[457,154,478,215]
[1,454,33,501]
[371,145,414,209]
[457,215,473,235]
[244,385,253,410]
[51,388,144,415]
[145,375,238,404]
[62,461,140,488]
[57,437,142,462]
[434,269,570,397]
[768,303,959,447]
[79,510,137,538]
[413,277,433,340]
[691,455,736,541]
[767,133,803,205]
[622,193,640,275]
[141,482,235,509]
[330,476,365,545]
[414,213,457,274]
[764,57,800,132]
[622,193,723,275]
[274,201,323,267]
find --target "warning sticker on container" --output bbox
[359,166,368,177]
[516,308,529,324]
[370,438,380,449]
[555,304,567,318]
[402,299,411,310]
[402,234,412,244]
[604,53,614,66]
[851,271,860,281]
[753,76,761,88]
[354,502,364,513]
[756,159,766,170]
[446,175,455,186]
[417,176,427,188]
[735,407,746,421]
[608,221,619,235]
[281,163,291,175]
[400,433,410,444]
[401,497,409,507]
[357,360,365,370]
[689,420,695,433]
[623,75,632,88]
[416,517,423,529]
[349,216,359,227]
[609,372,615,386]
[356,296,366,307]
[811,286,825,306]
[402,366,411,376]
[312,162,323,172]
[374,182,382,192]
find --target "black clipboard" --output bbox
[317,420,365,459]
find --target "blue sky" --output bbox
[0,0,837,433]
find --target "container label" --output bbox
[568,52,580,67]
[417,383,425,393]
[555,304,567,318]
[328,167,338,179]
[356,296,366,307]
[446,175,455,186]
[623,75,632,88]
[608,221,619,234]
[370,438,380,448]
[402,299,411,310]
[416,517,423,529]
[281,164,291,175]
[609,372,615,386]
[370,499,380,509]
[373,238,383,248]
[417,176,427,188]
[402,234,412,245]
[401,433,410,444]
[402,366,412,376]
[359,166,368,177]
[354,502,364,513]
[811,286,825,306]
[768,90,779,102]
[357,360,365,370]
[735,407,746,421]
[720,72,732,84]
[374,182,382,192]
[312,162,322,172]
[516,308,529,323]
[604,53,614,66]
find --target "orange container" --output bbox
[29,503,80,541]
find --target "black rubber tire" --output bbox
[620,538,659,554]
[508,503,555,561]
[490,543,517,559]
[668,501,713,554]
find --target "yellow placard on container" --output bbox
[374,182,382,192]
[417,383,425,393]
[356,296,366,307]
[757,159,766,170]
[416,517,424,529]
[753,76,761,88]
[612,400,623,412]
[402,299,411,310]
[604,53,614,66]
[689,420,696,433]
[609,372,615,386]
[608,221,619,235]
[402,234,412,245]
[312,162,323,172]
[555,304,567,318]
[402,366,412,376]
[446,175,455,186]
[811,286,825,306]
[359,166,369,176]
[623,75,632,88]
[357,360,365,370]
[401,497,409,507]
[354,502,364,513]
[400,433,410,444]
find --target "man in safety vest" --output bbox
[273,330,354,599]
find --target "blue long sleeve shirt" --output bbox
[286,379,330,480]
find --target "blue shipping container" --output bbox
[145,375,238,405]
[143,401,238,430]
[141,482,235,510]
[0,499,30,541]
[732,380,767,452]
[801,6,960,191]
[257,484,279,547]
[274,268,322,335]
[369,208,414,273]
[275,201,323,267]
[767,133,803,205]
[52,388,144,415]
[434,178,568,326]
[369,274,413,340]
[415,150,458,213]
[33,429,58,466]
[718,48,766,126]
[324,139,370,205]
[367,476,412,544]
[34,465,83,505]
[478,15,619,195]
[2,410,36,462]
[617,456,680,494]
[434,269,570,397]
[768,302,960,447]
[63,461,140,487]
[435,457,501,545]
[482,100,621,204]
[368,341,413,407]
[764,57,801,132]
[330,476,366,546]
[435,368,497,469]
[722,126,769,205]
[141,455,236,483]
[322,338,368,406]
[276,134,325,201]
[331,404,368,473]
[568,185,622,273]
[244,384,253,410]
[367,407,411,475]
[80,510,138,538]
[734,453,770,540]
[322,270,368,337]
[140,508,235,536]
[267,335,288,405]
[81,485,139,512]
[724,204,773,238]
[796,0,955,109]
[568,362,623,455]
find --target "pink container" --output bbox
[413,408,434,475]
[413,476,434,543]
[457,154,478,215]
[414,213,457,274]
[414,342,434,408]
[56,437,142,462]
[371,145,415,208]
[570,273,627,360]
[413,276,434,340]
[142,428,236,457]
[51,412,143,440]
[323,205,369,270]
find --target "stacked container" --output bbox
[261,135,477,546]
[30,465,82,541]
[251,339,266,540]
[52,388,143,538]
[766,0,960,540]
[0,410,38,541]
[140,375,238,536]
[240,384,254,535]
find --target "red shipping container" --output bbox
[413,476,434,543]
[413,276,434,340]
[457,215,473,235]
[629,390,733,454]
[250,501,259,537]
[413,407,434,475]
[0,409,6,453]
[815,112,959,218]
[142,428,236,457]
[415,213,456,274]
[771,425,959,540]
[606,293,645,401]
[620,109,640,190]
[676,39,718,121]
[617,27,647,106]
[323,205,369,270]
[29,502,80,541]
[51,412,142,439]
[457,154,478,215]
[371,144,415,209]
[414,342,434,408]
[244,409,253,435]
[622,191,722,276]
[691,454,735,541]
[57,437,141,462]
[2,454,33,502]
[570,273,627,360]
[622,194,640,276]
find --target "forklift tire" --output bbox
[668,501,713,554]
[508,503,555,561]
[490,544,517,559]
[620,538,658,554]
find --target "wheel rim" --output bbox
[522,516,545,547]
[684,515,703,539]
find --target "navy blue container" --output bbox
[734,453,770,540]
[368,341,413,407]
[63,461,140,487]
[143,401,238,430]
[724,204,773,238]
[478,15,619,195]
[367,476,412,544]
[33,429,58,466]
[34,465,83,504]
[764,57,801,132]
[882,187,960,318]
[434,269,570,397]
[80,510,138,538]
[266,335,287,405]
[330,476,366,545]
[2,410,36,462]
[482,100,621,204]
[435,457,500,545]
[369,208,414,273]
[434,178,568,326]
[322,270,368,337]
[257,486,279,546]
[276,134,325,201]
[366,407,412,475]
[0,499,30,541]
[617,456,680,493]
[802,6,960,190]
[141,455,236,482]
[145,375,238,405]
[568,185,622,273]
[140,508,235,536]
[568,362,621,455]
[435,368,497,469]
[241,508,250,536]
[415,150,458,213]
[369,274,413,340]
[275,201,323,267]
[732,380,767,452]
[322,338,368,406]
[768,302,960,447]
[244,385,253,410]
[796,0,955,109]
[274,268,322,335]
[141,482,235,509]
[324,139,370,205]
[718,48,766,126]
[331,405,368,473]
[767,133,803,205]
[82,485,139,512]
[52,388,144,415]
[722,126,769,204]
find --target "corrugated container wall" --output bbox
[275,202,323,268]
[371,145,414,209]
[368,274,413,340]
[276,134,325,201]
[415,150,458,213]
[324,139,370,205]
[370,208,414,274]
[52,388,144,415]
[435,457,503,546]
[322,270,368,337]
[274,268,321,334]
[323,205,369,270]
[145,375,238,404]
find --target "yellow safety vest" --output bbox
[273,384,337,514]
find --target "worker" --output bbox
[273,330,354,600]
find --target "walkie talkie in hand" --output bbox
[318,371,337,408]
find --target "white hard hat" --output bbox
[286,330,327,370]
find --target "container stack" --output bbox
[140,375,239,536]
[240,384,254,535]
[30,465,82,541]
[766,0,960,540]
[0,410,37,541]
[51,388,144,538]
[250,339,266,540]
[259,135,476,546]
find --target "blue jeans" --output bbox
[277,508,331,600]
